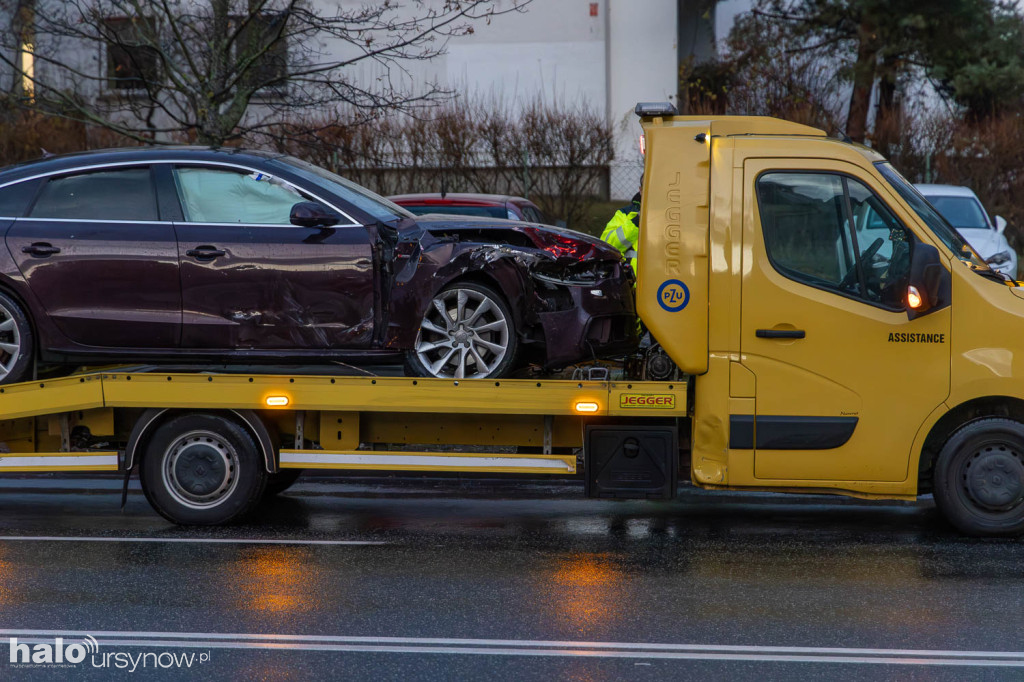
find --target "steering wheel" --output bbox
[838,238,884,291]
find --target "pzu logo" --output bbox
[657,279,690,312]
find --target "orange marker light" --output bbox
[907,285,923,309]
[265,396,290,407]
[575,401,600,413]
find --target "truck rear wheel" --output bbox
[139,413,267,525]
[933,418,1024,536]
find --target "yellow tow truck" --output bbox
[2,103,1023,536]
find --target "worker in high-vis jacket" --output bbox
[600,175,641,275]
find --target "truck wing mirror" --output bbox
[906,242,951,319]
[291,201,341,228]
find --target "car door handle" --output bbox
[186,246,226,260]
[22,243,61,257]
[756,329,806,339]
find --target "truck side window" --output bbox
[756,172,910,311]
[846,178,911,309]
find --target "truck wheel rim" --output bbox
[414,288,509,379]
[962,445,1024,512]
[0,301,21,382]
[162,430,239,509]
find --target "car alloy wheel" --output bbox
[414,285,512,379]
[0,299,22,383]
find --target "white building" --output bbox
[2,0,751,199]
[394,0,747,197]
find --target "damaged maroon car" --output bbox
[0,147,637,383]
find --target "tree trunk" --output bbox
[845,19,878,143]
[873,55,900,157]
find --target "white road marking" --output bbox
[1,630,1022,666]
[0,536,384,546]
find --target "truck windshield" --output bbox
[875,162,991,272]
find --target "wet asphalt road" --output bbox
[0,474,1023,681]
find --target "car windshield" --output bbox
[402,205,509,219]
[875,162,990,271]
[925,196,990,230]
[270,156,414,223]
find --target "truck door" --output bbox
[740,159,950,482]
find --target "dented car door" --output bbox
[170,165,376,350]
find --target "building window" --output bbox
[235,13,288,94]
[104,17,160,91]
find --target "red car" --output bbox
[389,193,550,224]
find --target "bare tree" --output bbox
[0,0,529,145]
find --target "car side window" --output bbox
[756,172,910,310]
[30,168,158,221]
[523,206,546,224]
[173,167,307,224]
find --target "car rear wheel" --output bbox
[0,291,33,385]
[933,418,1024,536]
[405,282,518,379]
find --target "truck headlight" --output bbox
[987,250,1012,265]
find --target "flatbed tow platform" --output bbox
[0,369,688,522]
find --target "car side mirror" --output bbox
[290,201,340,228]
[906,242,951,319]
[995,215,1007,234]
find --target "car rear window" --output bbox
[0,178,41,217]
[30,168,158,221]
[402,205,508,219]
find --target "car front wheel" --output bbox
[405,282,518,379]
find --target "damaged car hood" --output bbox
[410,214,623,263]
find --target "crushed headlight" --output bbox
[532,260,619,285]
[988,250,1012,265]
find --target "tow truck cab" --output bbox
[637,107,1024,535]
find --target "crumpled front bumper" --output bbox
[532,268,638,367]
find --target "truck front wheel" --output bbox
[933,418,1024,536]
[139,414,267,525]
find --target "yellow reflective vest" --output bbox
[600,199,640,274]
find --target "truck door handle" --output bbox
[186,246,226,260]
[22,243,61,257]
[756,329,806,339]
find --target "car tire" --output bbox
[0,291,33,385]
[263,468,303,498]
[933,418,1024,537]
[139,413,267,525]
[405,281,518,379]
